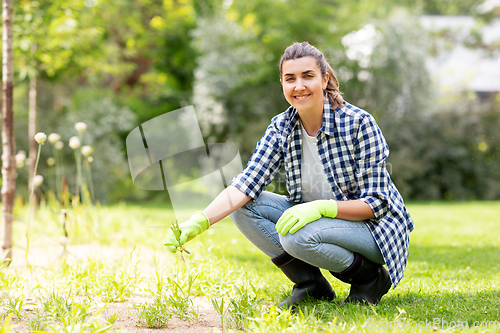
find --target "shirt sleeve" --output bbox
[229,122,284,201]
[354,114,390,222]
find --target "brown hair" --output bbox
[279,42,344,108]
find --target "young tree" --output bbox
[1,0,15,264]
[15,0,106,200]
[28,57,36,209]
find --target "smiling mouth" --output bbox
[294,94,311,101]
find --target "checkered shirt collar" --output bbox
[285,99,341,138]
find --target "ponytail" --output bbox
[324,62,344,108]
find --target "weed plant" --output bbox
[226,284,266,330]
[1,295,35,321]
[165,272,199,321]
[211,297,226,331]
[164,219,191,259]
[136,300,172,329]
[136,272,172,328]
[25,308,48,332]
[136,270,201,328]
[2,291,114,332]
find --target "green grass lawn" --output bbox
[1,200,500,332]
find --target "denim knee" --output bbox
[279,229,314,259]
[229,197,286,258]
[279,227,355,271]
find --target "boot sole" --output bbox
[278,288,337,308]
[321,289,336,301]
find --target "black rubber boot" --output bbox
[272,252,336,307]
[330,252,392,305]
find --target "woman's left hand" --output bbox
[276,200,338,235]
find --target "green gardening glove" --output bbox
[163,212,210,253]
[276,200,338,236]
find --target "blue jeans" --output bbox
[230,191,385,272]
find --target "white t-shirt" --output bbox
[300,121,336,202]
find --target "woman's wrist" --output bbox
[335,200,375,221]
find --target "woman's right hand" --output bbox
[163,212,210,253]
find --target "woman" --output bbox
[164,42,414,307]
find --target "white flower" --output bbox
[48,133,61,144]
[88,156,94,163]
[81,145,93,156]
[54,141,64,150]
[47,157,55,166]
[34,175,44,187]
[34,132,47,144]
[69,136,80,149]
[75,122,87,133]
[15,151,26,168]
[15,151,26,162]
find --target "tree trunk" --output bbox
[1,0,16,264]
[28,74,38,215]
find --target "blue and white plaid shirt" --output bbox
[230,100,414,287]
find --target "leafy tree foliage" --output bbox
[13,0,111,80]
[4,0,499,201]
[192,1,500,200]
[390,99,500,200]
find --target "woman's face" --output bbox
[281,56,329,114]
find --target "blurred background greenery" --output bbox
[3,0,500,204]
